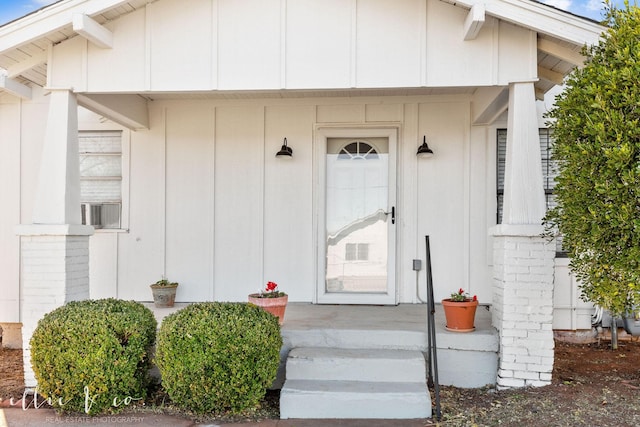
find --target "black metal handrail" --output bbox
[425,235,441,420]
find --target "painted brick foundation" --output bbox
[492,225,556,389]
[18,232,91,387]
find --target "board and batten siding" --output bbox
[0,96,23,322]
[0,91,589,327]
[0,90,49,322]
[80,96,484,304]
[48,0,536,92]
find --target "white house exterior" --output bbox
[0,0,602,389]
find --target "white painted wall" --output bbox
[0,0,587,327]
[263,105,316,301]
[84,95,489,304]
[553,258,593,330]
[116,104,165,301]
[165,105,215,301]
[416,100,474,299]
[0,94,22,321]
[48,0,536,91]
[0,90,494,309]
[0,89,48,322]
[0,89,591,328]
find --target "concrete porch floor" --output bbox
[145,301,494,337]
[145,302,500,388]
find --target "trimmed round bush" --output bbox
[30,299,157,415]
[155,302,282,414]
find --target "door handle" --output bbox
[385,206,395,224]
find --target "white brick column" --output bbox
[16,89,93,387]
[492,225,555,388]
[491,81,555,388]
[16,228,92,387]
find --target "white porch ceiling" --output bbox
[0,0,149,87]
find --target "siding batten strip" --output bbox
[144,3,152,91]
[212,0,219,90]
[463,106,471,292]
[350,0,357,88]
[260,106,267,287]
[210,107,216,300]
[280,0,287,89]
[161,107,167,276]
[420,0,427,87]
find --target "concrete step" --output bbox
[282,327,427,352]
[280,379,431,419]
[276,304,499,389]
[286,347,426,383]
[280,347,431,419]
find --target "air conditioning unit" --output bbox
[81,203,121,229]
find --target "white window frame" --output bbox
[78,125,130,232]
[314,125,398,305]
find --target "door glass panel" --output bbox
[326,138,389,293]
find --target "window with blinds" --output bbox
[79,130,122,229]
[497,128,565,255]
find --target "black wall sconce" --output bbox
[416,135,434,158]
[276,138,293,157]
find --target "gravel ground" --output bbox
[433,339,640,426]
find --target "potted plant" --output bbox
[248,281,288,325]
[150,276,179,308]
[441,288,478,332]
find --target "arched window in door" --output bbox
[338,141,379,160]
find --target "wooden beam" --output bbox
[471,86,509,125]
[538,38,585,67]
[464,3,485,41]
[72,13,113,49]
[537,65,564,85]
[76,93,149,130]
[440,0,603,46]
[6,50,47,78]
[0,74,32,99]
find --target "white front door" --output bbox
[316,127,397,304]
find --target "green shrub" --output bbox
[155,302,282,414]
[30,299,157,415]
[544,3,640,320]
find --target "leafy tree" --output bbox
[544,2,640,325]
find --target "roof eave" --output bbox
[441,0,604,46]
[0,0,130,55]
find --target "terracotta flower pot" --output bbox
[441,298,478,332]
[248,294,288,325]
